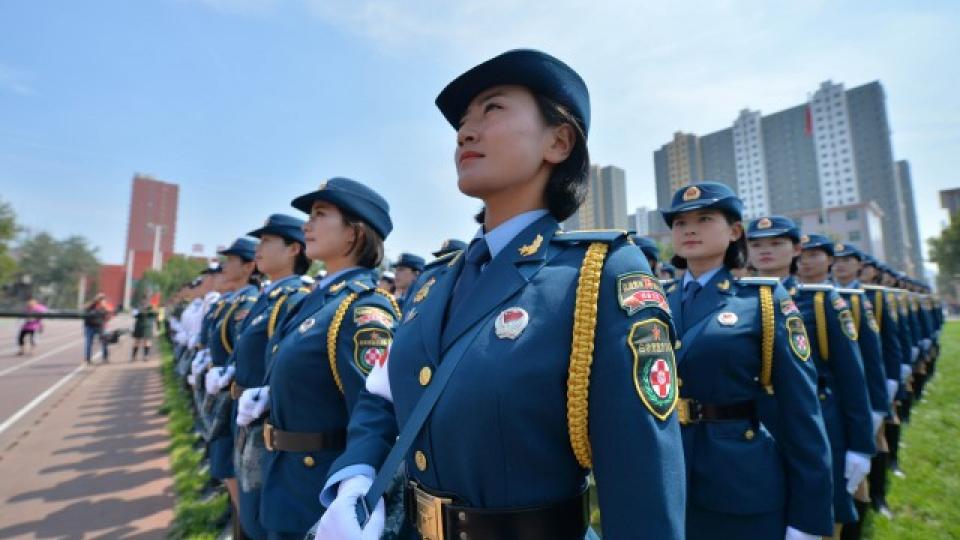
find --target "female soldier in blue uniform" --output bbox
[316,49,685,540]
[204,238,260,535]
[665,190,832,540]
[204,215,312,539]
[235,179,401,540]
[796,235,876,536]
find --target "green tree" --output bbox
[16,232,100,308]
[140,255,208,304]
[929,219,960,301]
[0,199,18,284]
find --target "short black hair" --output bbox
[671,210,747,270]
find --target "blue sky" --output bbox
[1,1,958,268]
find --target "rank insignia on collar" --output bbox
[717,279,730,291]
[757,217,772,229]
[414,277,436,304]
[618,272,670,316]
[628,319,678,421]
[329,281,346,294]
[682,186,701,201]
[269,288,281,299]
[518,234,543,257]
[786,316,811,361]
[717,312,738,326]
[404,307,418,323]
[494,307,529,340]
[299,318,316,334]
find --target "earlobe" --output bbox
[544,124,575,164]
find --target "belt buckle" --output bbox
[411,482,451,540]
[263,422,275,451]
[230,382,241,400]
[677,398,700,426]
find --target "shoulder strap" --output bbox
[356,290,493,526]
[759,285,775,395]
[814,291,829,361]
[566,242,609,469]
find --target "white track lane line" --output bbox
[0,351,98,436]
[0,330,77,357]
[0,338,84,378]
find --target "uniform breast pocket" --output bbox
[692,422,786,515]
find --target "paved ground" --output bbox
[0,318,173,539]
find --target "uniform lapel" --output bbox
[412,253,463,366]
[677,268,734,352]
[439,216,557,354]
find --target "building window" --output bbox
[848,230,862,241]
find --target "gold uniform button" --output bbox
[415,450,428,471]
[419,366,432,386]
[744,429,755,441]
[303,456,316,467]
[819,394,827,401]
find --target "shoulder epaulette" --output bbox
[347,279,374,293]
[425,250,461,268]
[861,284,888,292]
[797,283,835,292]
[659,278,677,288]
[836,288,866,296]
[736,277,781,287]
[552,229,628,244]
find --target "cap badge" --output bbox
[682,186,701,201]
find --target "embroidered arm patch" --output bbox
[618,272,670,316]
[353,306,396,327]
[353,327,392,375]
[628,319,678,421]
[838,308,859,341]
[786,316,811,361]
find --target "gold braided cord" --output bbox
[888,293,899,322]
[814,292,829,361]
[375,288,402,319]
[566,242,608,469]
[874,291,884,332]
[759,286,775,395]
[220,301,241,355]
[267,295,289,339]
[326,292,359,395]
[851,294,862,332]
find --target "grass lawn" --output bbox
[157,339,228,539]
[866,320,960,539]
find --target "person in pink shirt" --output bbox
[18,298,47,356]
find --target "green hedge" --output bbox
[158,339,228,539]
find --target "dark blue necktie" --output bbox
[681,280,702,333]
[445,238,491,324]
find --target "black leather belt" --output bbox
[404,482,589,540]
[262,422,346,452]
[677,397,756,426]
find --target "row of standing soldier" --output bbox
[163,49,944,540]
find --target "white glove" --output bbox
[314,475,385,540]
[844,451,872,494]
[785,526,818,540]
[886,379,899,405]
[920,338,932,351]
[900,364,912,383]
[191,350,211,376]
[187,373,197,386]
[205,365,234,395]
[871,411,886,435]
[910,346,919,364]
[236,386,270,426]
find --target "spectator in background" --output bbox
[83,293,111,364]
[17,298,47,356]
[131,302,158,361]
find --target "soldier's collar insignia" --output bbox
[682,186,701,201]
[269,288,281,299]
[518,234,543,257]
[413,277,436,304]
[717,279,731,291]
[757,217,772,229]
[299,318,316,334]
[404,307,418,323]
[328,281,346,294]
